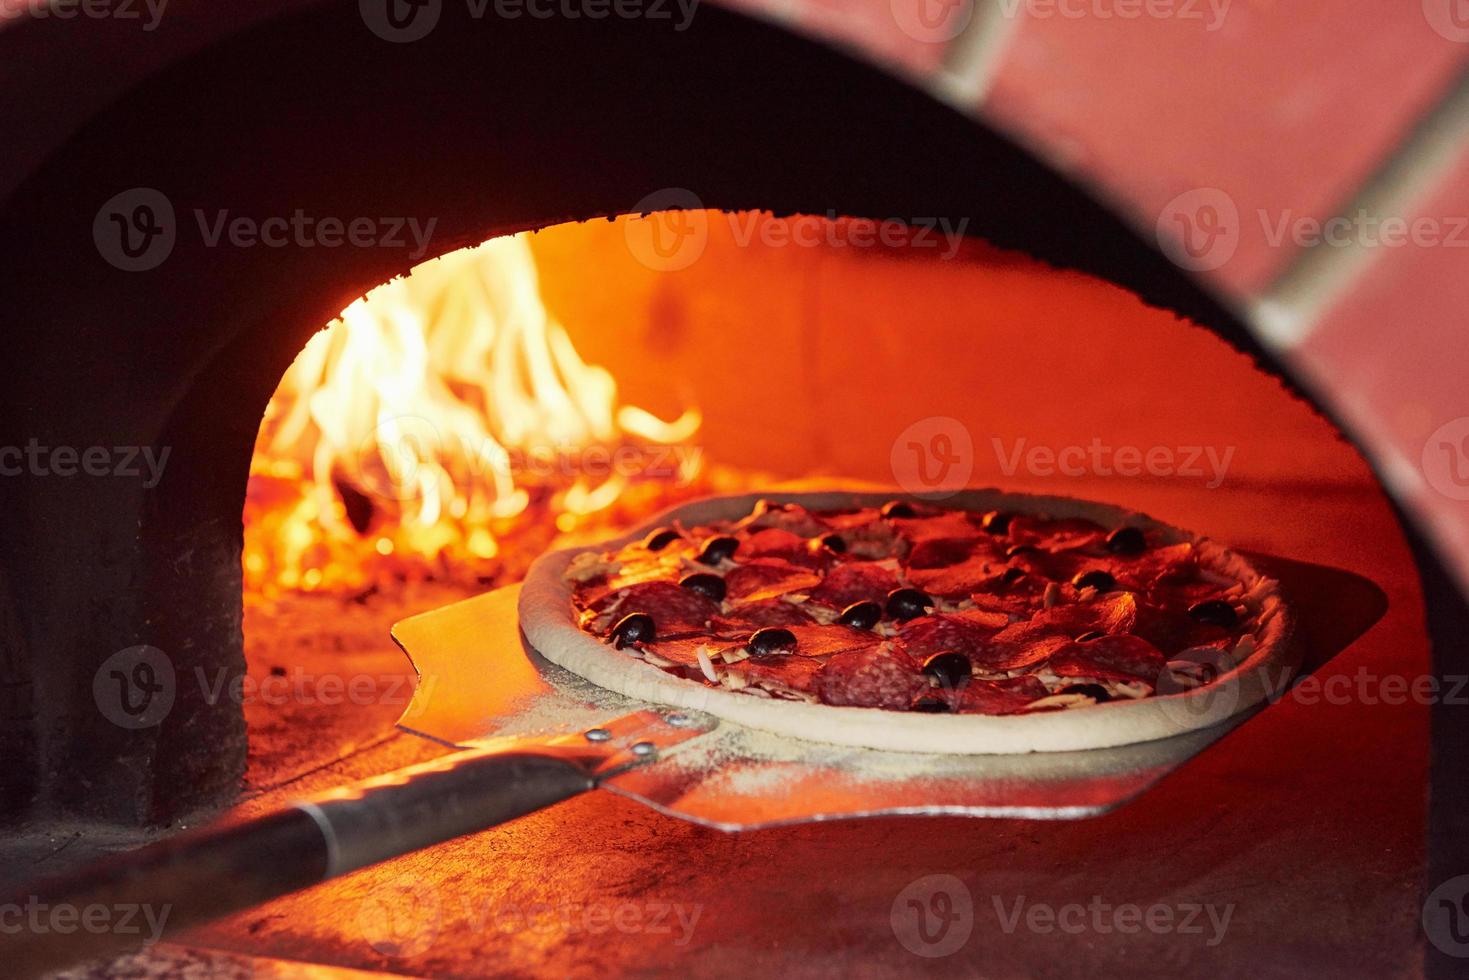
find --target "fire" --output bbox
[244,232,708,595]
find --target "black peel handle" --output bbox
[0,716,686,978]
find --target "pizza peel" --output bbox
[4,553,1381,977]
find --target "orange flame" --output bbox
[244,232,702,595]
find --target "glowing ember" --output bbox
[245,232,714,595]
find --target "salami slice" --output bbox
[957,676,1048,715]
[1033,592,1139,638]
[782,624,884,659]
[908,555,1004,598]
[807,561,900,608]
[711,597,816,631]
[815,645,926,709]
[724,559,822,602]
[1132,600,1232,655]
[1048,634,1166,683]
[741,527,821,566]
[728,654,824,696]
[738,500,829,538]
[586,580,720,633]
[1007,515,1106,552]
[899,611,1009,661]
[971,621,1073,671]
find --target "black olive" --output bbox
[679,573,726,603]
[748,627,797,657]
[1075,630,1106,642]
[1005,544,1040,559]
[881,500,916,519]
[1105,526,1146,555]
[885,587,934,622]
[1059,683,1112,703]
[610,613,655,649]
[816,533,847,553]
[1072,569,1117,592]
[698,535,740,565]
[911,695,951,713]
[642,527,679,551]
[838,600,883,631]
[921,651,972,689]
[1001,567,1027,585]
[981,510,1012,535]
[1188,599,1238,628]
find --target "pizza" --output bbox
[518,491,1295,754]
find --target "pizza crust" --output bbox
[518,490,1297,754]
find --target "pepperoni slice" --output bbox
[971,621,1073,670]
[815,645,926,709]
[586,580,720,633]
[806,561,900,608]
[728,655,824,695]
[711,598,816,631]
[1048,634,1166,683]
[783,624,883,658]
[723,559,821,602]
[899,611,1009,661]
[956,676,1047,715]
[904,552,1010,599]
[892,511,984,544]
[908,537,981,569]
[1007,515,1106,552]
[831,519,906,560]
[1109,542,1197,591]
[1033,592,1138,638]
[741,527,819,565]
[1132,600,1232,655]
[739,500,829,538]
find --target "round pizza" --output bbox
[518,491,1296,753]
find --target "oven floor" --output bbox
[29,480,1431,979]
